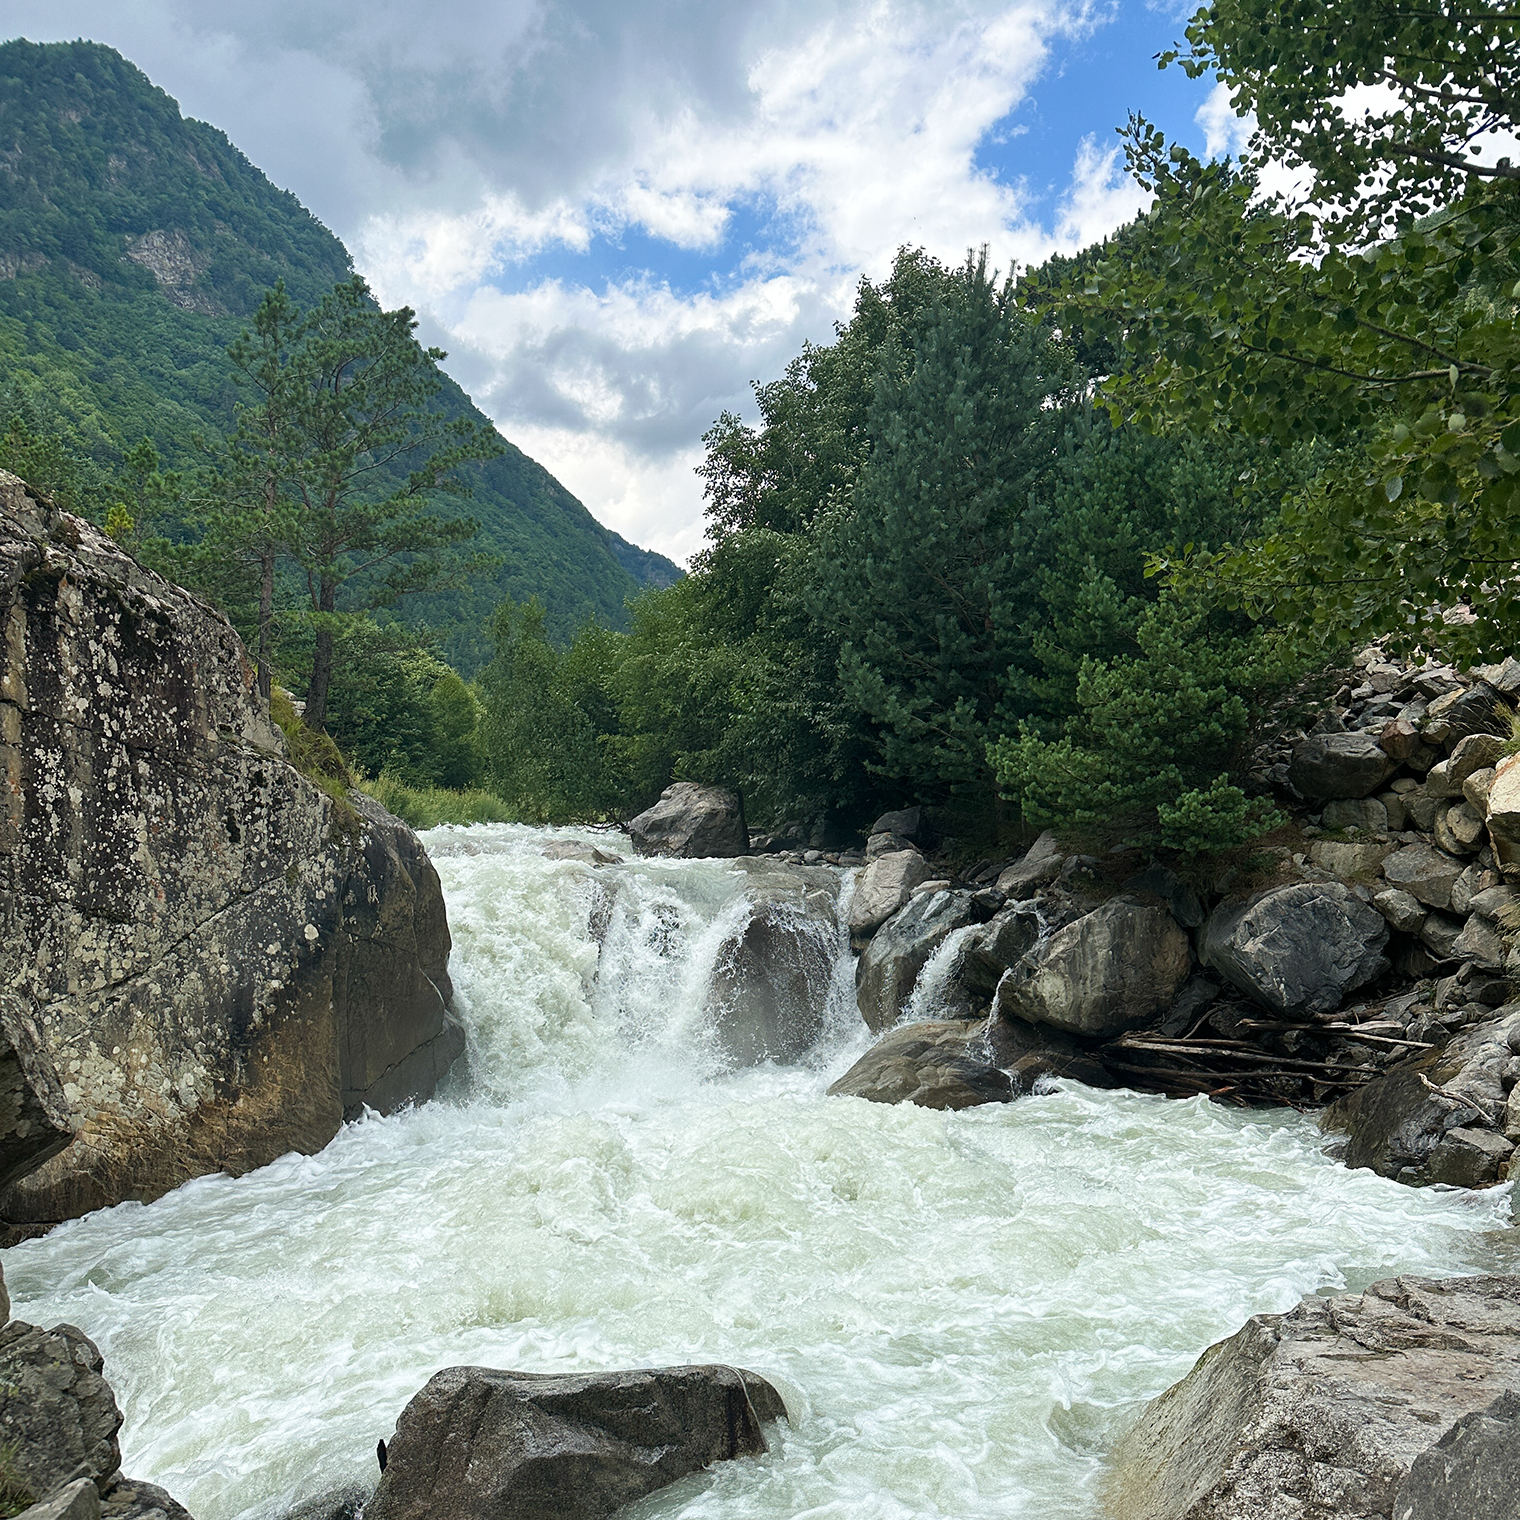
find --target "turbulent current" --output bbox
[9,826,1519,1519]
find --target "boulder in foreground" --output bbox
[1106,1274,1520,1520]
[0,478,461,1236]
[627,783,747,858]
[366,1363,786,1520]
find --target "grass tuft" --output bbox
[360,773,517,830]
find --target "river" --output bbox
[8,824,1516,1519]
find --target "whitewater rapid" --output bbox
[8,825,1517,1519]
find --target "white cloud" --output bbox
[8,0,1167,566]
[1196,79,1253,160]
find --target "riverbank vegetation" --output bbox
[2,2,1514,853]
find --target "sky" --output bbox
[3,1,1239,564]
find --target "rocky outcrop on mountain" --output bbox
[0,476,462,1236]
[1106,1274,1520,1520]
[366,1363,787,1520]
[627,782,747,858]
[0,1264,192,1519]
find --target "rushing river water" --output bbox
[8,825,1519,1519]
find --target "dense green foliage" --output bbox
[1070,1,1520,667]
[0,38,679,663]
[479,250,1281,846]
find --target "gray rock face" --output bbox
[855,890,978,1031]
[1201,882,1389,1017]
[870,807,921,840]
[1289,731,1398,799]
[847,850,933,948]
[627,783,746,858]
[994,831,1064,899]
[1489,755,1520,878]
[366,1364,787,1520]
[0,1319,119,1498]
[1382,843,1467,911]
[958,904,1045,998]
[827,1019,1013,1109]
[18,1481,100,1520]
[706,861,840,1064]
[98,1478,192,1520]
[1321,1006,1519,1185]
[1393,1389,1520,1520]
[998,896,1190,1039]
[0,479,461,1233]
[279,1485,368,1520]
[1106,1275,1520,1520]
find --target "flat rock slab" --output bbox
[367,1363,787,1520]
[1107,1275,1520,1520]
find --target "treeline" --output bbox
[5,0,1514,854]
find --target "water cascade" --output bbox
[8,825,1515,1520]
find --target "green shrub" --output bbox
[1157,776,1284,856]
[361,773,516,829]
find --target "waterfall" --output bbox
[5,824,1511,1520]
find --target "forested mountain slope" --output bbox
[0,38,679,663]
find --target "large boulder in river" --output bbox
[856,890,978,1031]
[1106,1274,1520,1520]
[847,849,933,947]
[366,1364,787,1520]
[1289,730,1397,799]
[705,859,840,1064]
[627,782,746,858]
[1200,882,1389,1018]
[827,1018,1013,1109]
[996,896,1190,1039]
[1321,1005,1518,1186]
[0,478,462,1237]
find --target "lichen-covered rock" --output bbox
[366,1363,786,1520]
[0,477,461,1234]
[1202,882,1389,1017]
[1106,1275,1520,1520]
[1321,1006,1519,1185]
[627,782,746,858]
[997,896,1190,1039]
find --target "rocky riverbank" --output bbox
[0,474,463,1240]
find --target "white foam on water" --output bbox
[7,824,1516,1519]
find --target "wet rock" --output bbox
[988,998,1116,1089]
[994,832,1064,899]
[706,862,840,1064]
[847,850,932,948]
[98,1478,192,1520]
[1321,1006,1518,1184]
[1201,882,1389,1018]
[1156,973,1223,1037]
[997,896,1190,1039]
[1106,1274,1520,1520]
[1393,1389,1520,1520]
[1289,731,1397,799]
[279,1485,368,1520]
[1423,1126,1514,1186]
[627,783,746,859]
[957,903,1045,998]
[1382,843,1466,911]
[827,1019,1013,1108]
[366,1364,786,1520]
[856,890,978,1031]
[541,841,620,866]
[0,479,461,1232]
[0,1320,119,1498]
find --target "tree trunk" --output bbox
[256,548,274,703]
[303,578,337,731]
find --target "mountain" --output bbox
[0,38,681,666]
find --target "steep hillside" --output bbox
[0,38,680,660]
